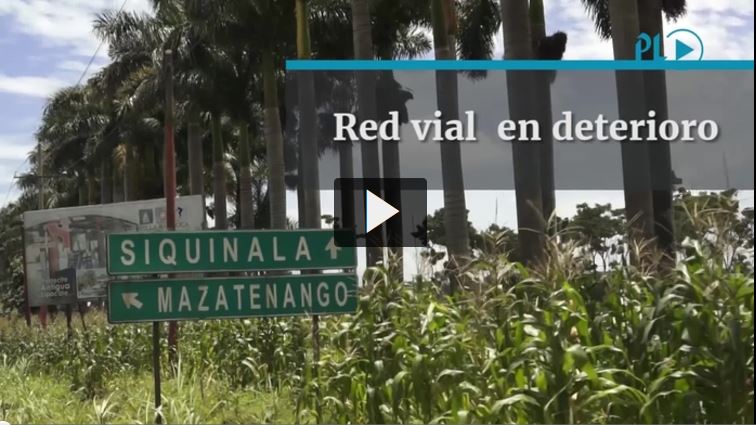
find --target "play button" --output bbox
[666,28,704,61]
[365,189,399,233]
[333,178,427,248]
[675,39,694,60]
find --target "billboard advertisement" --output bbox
[22,196,205,306]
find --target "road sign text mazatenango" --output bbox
[108,273,358,323]
[107,229,356,274]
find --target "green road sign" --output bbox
[108,273,358,323]
[107,229,356,275]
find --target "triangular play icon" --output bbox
[675,39,694,60]
[365,189,399,233]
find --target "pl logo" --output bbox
[635,29,704,61]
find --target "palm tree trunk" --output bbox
[238,123,254,229]
[529,0,546,46]
[501,0,545,264]
[124,143,139,201]
[262,48,287,230]
[100,156,113,204]
[211,113,227,229]
[187,109,205,203]
[608,0,656,249]
[338,143,355,228]
[143,144,159,199]
[77,174,87,206]
[112,156,123,203]
[529,0,556,224]
[352,0,384,266]
[638,0,674,259]
[432,0,471,291]
[235,170,242,229]
[380,57,404,277]
[87,168,97,205]
[295,2,323,421]
[296,0,321,230]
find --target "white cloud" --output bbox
[0,0,153,58]
[665,2,755,60]
[56,59,90,73]
[0,144,33,162]
[0,134,34,161]
[0,73,66,97]
[535,0,754,60]
[0,161,25,205]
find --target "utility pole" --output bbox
[37,142,48,329]
[150,49,177,425]
[164,49,179,364]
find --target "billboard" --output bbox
[23,196,205,306]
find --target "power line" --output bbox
[2,157,29,208]
[75,43,105,87]
[74,0,131,87]
[3,0,133,207]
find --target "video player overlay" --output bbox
[284,69,753,192]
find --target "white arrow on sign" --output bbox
[122,292,143,309]
[365,189,399,233]
[325,236,341,259]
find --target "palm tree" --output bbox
[373,1,431,269]
[581,0,687,255]
[96,1,230,225]
[93,9,165,203]
[529,0,556,223]
[293,4,324,419]
[205,0,294,230]
[351,0,384,265]
[295,0,321,230]
[430,0,471,289]
[610,0,657,249]
[156,0,216,215]
[237,122,255,229]
[581,0,686,39]
[638,0,685,258]
[600,0,657,249]
[208,113,228,228]
[501,0,545,264]
[210,0,295,231]
[36,84,113,207]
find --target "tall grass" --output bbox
[0,353,295,424]
[1,208,752,423]
[311,246,752,423]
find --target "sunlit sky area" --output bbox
[1,0,754,206]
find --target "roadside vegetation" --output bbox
[1,192,752,424]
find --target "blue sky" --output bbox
[1,0,754,210]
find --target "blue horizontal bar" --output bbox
[286,59,754,71]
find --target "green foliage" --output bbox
[0,257,25,314]
[0,200,28,314]
[5,192,749,423]
[425,209,520,266]
[0,355,295,424]
[561,202,625,271]
[674,189,754,270]
[1,231,752,423]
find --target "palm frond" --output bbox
[456,0,501,60]
[579,0,611,40]
[580,0,687,39]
